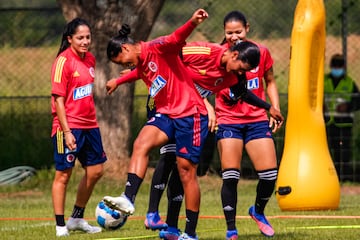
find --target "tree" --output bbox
[56,0,165,176]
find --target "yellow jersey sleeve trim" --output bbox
[54,56,67,83]
[182,46,211,55]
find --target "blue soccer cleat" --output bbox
[248,205,274,237]
[144,211,168,230]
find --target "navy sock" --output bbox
[55,214,65,226]
[184,209,199,237]
[124,173,143,204]
[221,168,240,230]
[255,168,278,214]
[70,205,84,218]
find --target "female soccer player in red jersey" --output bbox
[50,18,107,237]
[103,9,210,240]
[216,10,282,239]
[106,39,283,239]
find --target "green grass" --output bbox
[0,167,359,240]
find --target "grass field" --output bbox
[0,167,359,240]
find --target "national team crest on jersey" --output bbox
[149,75,167,97]
[214,78,224,86]
[66,153,75,163]
[247,77,259,90]
[73,83,93,100]
[89,67,95,78]
[148,61,158,72]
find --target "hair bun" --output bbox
[118,24,131,37]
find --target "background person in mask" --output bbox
[324,53,360,181]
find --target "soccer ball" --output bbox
[95,201,128,230]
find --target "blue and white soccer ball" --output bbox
[95,201,128,230]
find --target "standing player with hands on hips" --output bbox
[50,18,107,237]
[103,9,209,240]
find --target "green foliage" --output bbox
[0,8,65,47]
[0,97,53,170]
[0,0,57,8]
[0,170,359,239]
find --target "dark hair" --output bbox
[221,10,248,45]
[223,10,247,27]
[230,41,260,69]
[107,24,134,60]
[57,18,91,56]
[330,54,345,67]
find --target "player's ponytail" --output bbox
[118,24,131,37]
[57,18,91,56]
[107,24,135,60]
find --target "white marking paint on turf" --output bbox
[0,222,52,231]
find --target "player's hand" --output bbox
[269,106,284,132]
[206,104,217,132]
[106,78,118,95]
[191,9,209,25]
[64,132,77,151]
[269,116,282,133]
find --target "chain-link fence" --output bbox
[0,0,359,181]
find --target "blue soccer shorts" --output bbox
[52,128,107,171]
[216,120,273,144]
[146,112,208,164]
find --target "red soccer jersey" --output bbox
[117,42,239,99]
[181,42,238,98]
[215,41,273,124]
[51,48,98,136]
[116,20,207,118]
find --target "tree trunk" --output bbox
[56,0,165,178]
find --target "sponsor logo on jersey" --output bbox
[199,69,206,75]
[247,77,259,90]
[195,84,212,98]
[149,75,166,97]
[73,71,80,77]
[73,83,93,100]
[89,67,95,78]
[148,61,158,72]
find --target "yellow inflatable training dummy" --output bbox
[276,0,340,211]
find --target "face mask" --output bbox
[330,68,345,78]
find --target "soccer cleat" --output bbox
[103,193,135,215]
[144,211,168,230]
[226,229,238,240]
[178,232,199,240]
[66,217,102,234]
[56,225,69,237]
[159,227,181,240]
[248,205,274,237]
